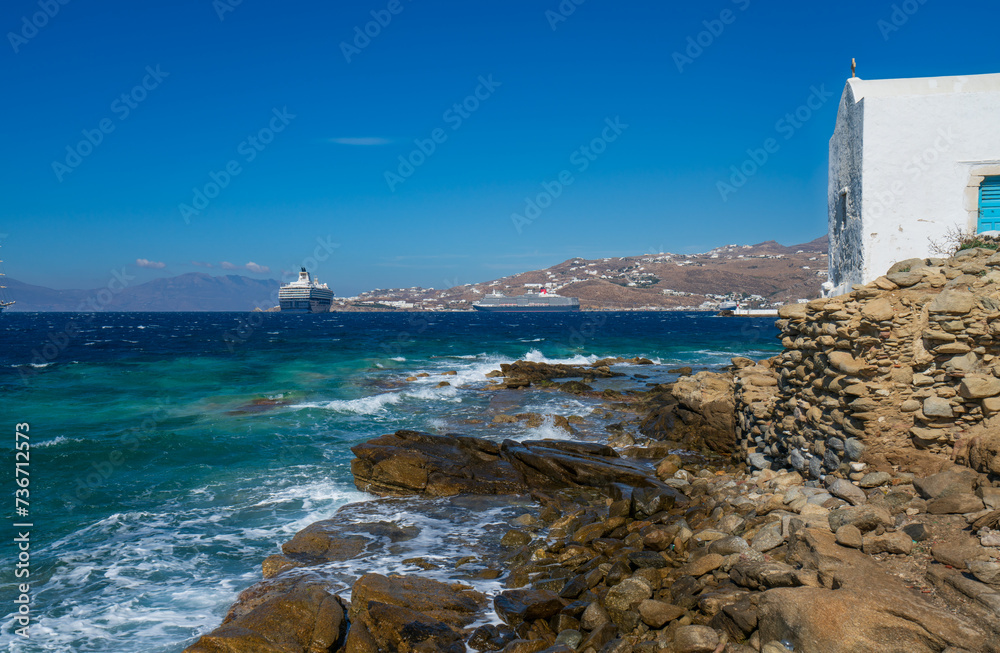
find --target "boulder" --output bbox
[348,573,485,629]
[827,505,893,533]
[351,431,527,496]
[351,431,682,499]
[638,600,684,628]
[913,467,978,500]
[969,431,1000,476]
[757,583,985,653]
[825,477,867,506]
[638,371,736,454]
[671,625,719,653]
[183,578,346,653]
[494,589,564,626]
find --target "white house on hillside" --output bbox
[825,72,1000,296]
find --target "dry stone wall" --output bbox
[735,247,1000,481]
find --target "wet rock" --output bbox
[577,622,617,652]
[603,577,651,630]
[351,431,528,496]
[349,573,485,629]
[501,530,532,548]
[469,624,517,652]
[281,519,418,563]
[494,589,564,626]
[639,371,736,455]
[580,602,612,630]
[184,577,346,653]
[348,601,465,653]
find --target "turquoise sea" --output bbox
[0,311,779,652]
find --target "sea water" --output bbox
[0,311,779,652]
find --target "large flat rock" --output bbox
[351,430,686,503]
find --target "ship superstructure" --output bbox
[278,268,333,313]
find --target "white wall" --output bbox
[862,90,1000,280]
[825,74,1000,296]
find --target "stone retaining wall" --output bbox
[735,247,1000,480]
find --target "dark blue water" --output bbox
[0,311,779,652]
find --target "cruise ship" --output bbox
[473,289,580,313]
[278,268,333,313]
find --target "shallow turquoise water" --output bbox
[0,311,779,651]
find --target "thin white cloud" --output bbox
[191,261,214,268]
[220,261,238,270]
[245,261,270,274]
[136,258,166,269]
[328,137,393,146]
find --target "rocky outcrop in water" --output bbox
[638,371,737,455]
[351,430,686,500]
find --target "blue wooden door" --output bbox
[980,177,1000,232]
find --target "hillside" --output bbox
[4,273,279,312]
[348,236,829,311]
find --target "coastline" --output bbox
[185,248,1000,653]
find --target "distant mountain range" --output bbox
[4,273,280,312]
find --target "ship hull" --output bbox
[279,298,332,313]
[473,304,580,313]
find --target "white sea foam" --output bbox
[34,435,82,448]
[18,475,361,652]
[522,348,597,366]
[292,392,404,414]
[390,356,406,362]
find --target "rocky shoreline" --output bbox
[185,264,1000,653]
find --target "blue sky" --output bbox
[2,0,998,295]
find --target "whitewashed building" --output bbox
[825,72,1000,296]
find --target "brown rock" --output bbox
[828,351,868,375]
[757,583,985,653]
[351,431,527,496]
[959,374,1000,399]
[638,599,684,628]
[969,431,1000,475]
[834,524,863,549]
[862,531,913,555]
[349,573,485,628]
[926,493,985,515]
[671,625,719,653]
[184,578,346,653]
[680,553,725,577]
[494,589,564,626]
